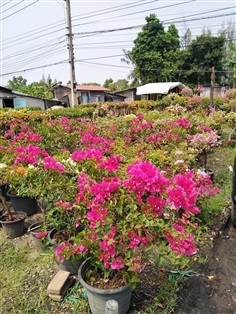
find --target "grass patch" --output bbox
[0,235,90,314]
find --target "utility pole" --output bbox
[65,0,77,107]
[210,66,215,108]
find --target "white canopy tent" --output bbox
[136,82,186,95]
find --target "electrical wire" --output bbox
[0,0,11,9]
[1,0,24,14]
[1,39,66,61]
[0,0,39,22]
[79,60,235,73]
[0,59,68,77]
[0,0,147,45]
[71,0,197,28]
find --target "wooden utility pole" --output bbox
[210,66,215,108]
[65,0,77,107]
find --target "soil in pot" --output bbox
[0,211,27,238]
[48,228,77,246]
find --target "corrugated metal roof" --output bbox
[75,85,109,92]
[136,82,186,95]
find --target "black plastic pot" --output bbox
[7,192,37,216]
[0,211,27,238]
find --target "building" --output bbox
[51,84,110,105]
[112,88,140,103]
[199,85,228,97]
[136,82,186,100]
[0,86,62,109]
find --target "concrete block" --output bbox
[48,293,62,301]
[47,270,70,295]
[48,277,74,301]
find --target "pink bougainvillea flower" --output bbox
[165,231,197,256]
[98,155,122,172]
[111,256,124,270]
[128,232,142,249]
[14,145,48,165]
[35,231,47,239]
[43,156,65,173]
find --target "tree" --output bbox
[6,76,27,89]
[179,34,225,85]
[122,14,181,84]
[103,78,129,91]
[223,42,236,87]
[81,82,101,86]
[218,21,236,86]
[181,28,192,50]
[6,75,60,99]
[103,78,113,89]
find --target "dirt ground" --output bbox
[175,215,236,314]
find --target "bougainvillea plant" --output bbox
[54,158,219,289]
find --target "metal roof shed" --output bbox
[136,82,186,95]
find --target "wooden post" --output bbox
[65,0,77,107]
[210,66,215,108]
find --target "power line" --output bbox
[0,0,11,9]
[163,12,236,25]
[0,0,39,22]
[72,11,235,39]
[0,0,146,45]
[0,59,68,77]
[55,0,65,9]
[1,39,66,61]
[79,60,235,73]
[1,0,24,14]
[71,0,197,29]
[3,45,67,70]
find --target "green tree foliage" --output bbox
[6,76,27,89]
[123,14,181,84]
[81,82,101,86]
[179,34,225,85]
[218,21,236,87]
[103,78,114,89]
[103,78,129,91]
[6,75,61,99]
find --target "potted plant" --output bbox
[4,165,38,216]
[187,126,221,181]
[51,159,219,314]
[0,191,27,238]
[40,200,86,274]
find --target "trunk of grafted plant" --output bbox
[231,156,236,228]
[0,190,13,220]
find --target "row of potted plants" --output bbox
[0,107,224,313]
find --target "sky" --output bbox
[0,0,235,87]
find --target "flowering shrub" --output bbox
[180,87,193,97]
[225,88,236,100]
[187,96,202,109]
[0,109,223,291]
[52,158,219,289]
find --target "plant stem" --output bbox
[0,190,13,220]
